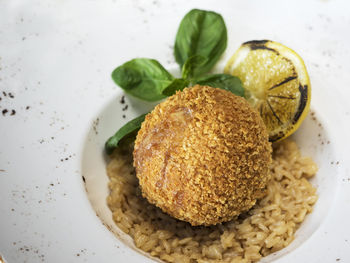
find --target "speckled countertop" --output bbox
[0,0,350,262]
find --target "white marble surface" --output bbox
[0,0,350,262]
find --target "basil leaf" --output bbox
[174,9,227,77]
[112,58,174,101]
[196,74,245,97]
[182,55,207,79]
[105,114,147,155]
[162,78,189,96]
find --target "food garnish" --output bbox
[106,12,311,152]
[174,9,227,77]
[225,40,311,141]
[112,59,173,102]
[111,9,243,100]
[105,114,146,155]
[106,9,244,154]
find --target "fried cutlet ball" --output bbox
[133,85,272,226]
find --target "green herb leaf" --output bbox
[195,74,245,97]
[112,58,174,101]
[174,9,227,77]
[182,55,207,79]
[105,114,147,155]
[162,78,190,96]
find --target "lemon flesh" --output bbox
[225,40,311,142]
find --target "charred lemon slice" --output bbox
[224,40,311,142]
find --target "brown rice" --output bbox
[106,139,318,262]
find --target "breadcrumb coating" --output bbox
[133,85,272,226]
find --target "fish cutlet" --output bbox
[133,85,272,226]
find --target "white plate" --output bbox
[1,0,350,262]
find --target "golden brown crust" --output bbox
[133,85,272,226]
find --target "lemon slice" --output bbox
[224,40,311,142]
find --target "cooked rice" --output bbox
[106,140,318,263]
